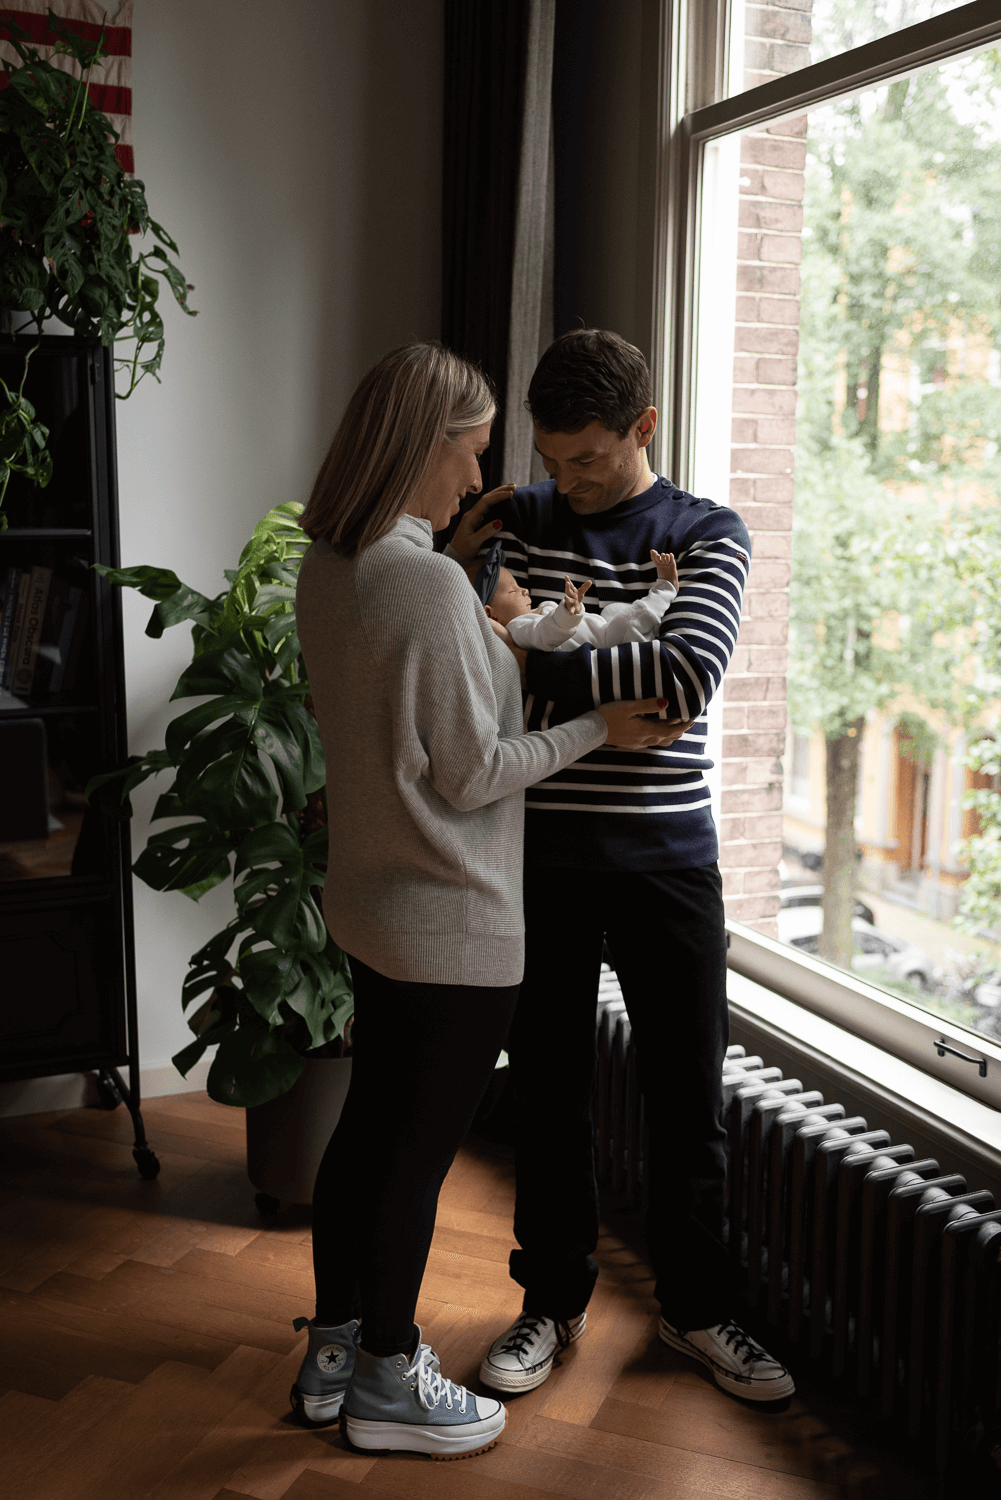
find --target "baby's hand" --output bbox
[651,549,679,589]
[449,485,516,561]
[563,575,592,616]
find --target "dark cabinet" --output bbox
[0,335,157,1177]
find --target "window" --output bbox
[658,0,1001,1105]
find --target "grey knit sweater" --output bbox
[296,513,607,986]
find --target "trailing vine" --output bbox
[0,8,195,522]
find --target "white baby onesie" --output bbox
[506,576,677,652]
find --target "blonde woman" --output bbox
[291,342,675,1460]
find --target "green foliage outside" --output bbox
[788,19,1001,963]
[956,736,1001,939]
[88,504,353,1108]
[0,10,195,520]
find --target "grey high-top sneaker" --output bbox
[342,1327,506,1459]
[289,1315,361,1425]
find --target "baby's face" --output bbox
[487,567,533,624]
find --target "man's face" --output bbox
[533,410,657,515]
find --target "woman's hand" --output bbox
[599,699,695,749]
[450,485,515,561]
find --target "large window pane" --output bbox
[693,42,1001,1040]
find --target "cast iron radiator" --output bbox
[595,965,1001,1480]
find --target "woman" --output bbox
[291,342,673,1460]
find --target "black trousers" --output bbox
[311,955,520,1354]
[507,862,734,1330]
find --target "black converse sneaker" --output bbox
[479,1310,586,1392]
[658,1317,795,1402]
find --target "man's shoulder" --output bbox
[504,479,559,527]
[666,485,752,555]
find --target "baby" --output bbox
[471,538,679,652]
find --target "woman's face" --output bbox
[407,420,492,532]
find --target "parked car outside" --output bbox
[776,906,934,989]
[778,883,875,926]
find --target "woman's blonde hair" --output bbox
[300,342,496,557]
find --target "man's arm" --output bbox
[525,521,750,719]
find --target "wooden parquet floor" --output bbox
[0,1092,932,1500]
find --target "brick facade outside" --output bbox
[719,0,813,932]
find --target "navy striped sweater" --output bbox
[497,476,751,872]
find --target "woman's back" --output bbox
[298,511,572,987]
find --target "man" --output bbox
[451,329,794,1404]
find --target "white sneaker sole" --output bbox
[344,1404,506,1459]
[479,1313,587,1393]
[658,1319,796,1403]
[290,1383,346,1424]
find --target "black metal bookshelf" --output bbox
[0,335,157,1178]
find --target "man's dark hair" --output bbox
[525,329,653,436]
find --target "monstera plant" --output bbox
[0,9,194,520]
[88,503,353,1107]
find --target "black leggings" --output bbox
[311,955,519,1356]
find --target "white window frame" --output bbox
[650,0,1001,1108]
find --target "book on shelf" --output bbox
[8,565,53,697]
[38,578,89,697]
[0,563,90,702]
[0,566,29,692]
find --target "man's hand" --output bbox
[450,485,516,561]
[563,575,592,616]
[599,698,695,749]
[651,549,679,589]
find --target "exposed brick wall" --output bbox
[719,1,813,933]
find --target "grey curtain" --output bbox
[502,0,556,486]
[442,0,556,491]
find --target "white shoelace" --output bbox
[404,1343,468,1414]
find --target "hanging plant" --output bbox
[0,8,195,523]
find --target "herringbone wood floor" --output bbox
[0,1092,930,1499]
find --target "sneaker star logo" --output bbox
[316,1343,347,1374]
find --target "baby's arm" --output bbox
[507,599,581,651]
[651,550,679,589]
[569,553,679,647]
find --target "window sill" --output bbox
[727,965,1001,1198]
[727,919,1001,1109]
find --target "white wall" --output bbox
[110,0,442,1084]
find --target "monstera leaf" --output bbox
[234,823,329,954]
[89,501,352,1107]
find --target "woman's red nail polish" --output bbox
[493,520,502,528]
[657,698,668,708]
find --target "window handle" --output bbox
[934,1039,987,1078]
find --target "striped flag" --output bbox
[0,1,133,172]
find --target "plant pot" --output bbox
[245,1056,351,1205]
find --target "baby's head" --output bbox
[485,566,533,625]
[466,538,533,624]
